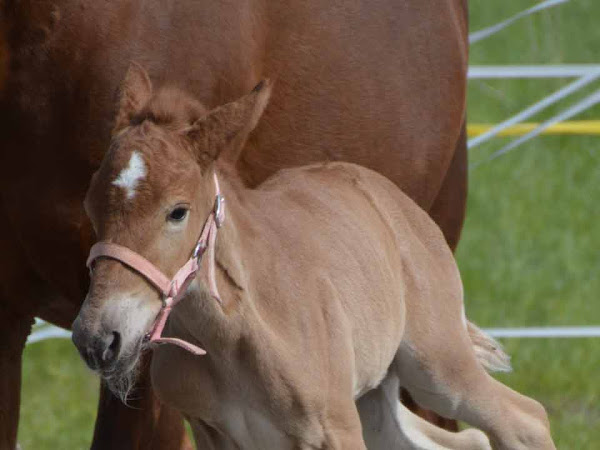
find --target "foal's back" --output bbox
[255,161,457,285]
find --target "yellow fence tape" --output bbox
[467,120,600,138]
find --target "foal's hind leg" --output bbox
[395,319,555,449]
[359,372,490,449]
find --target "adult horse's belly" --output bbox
[243,0,468,211]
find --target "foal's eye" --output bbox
[168,207,189,222]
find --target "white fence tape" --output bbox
[25,322,600,345]
[27,320,71,345]
[469,0,569,44]
[27,327,72,344]
[468,65,600,79]
[486,327,600,338]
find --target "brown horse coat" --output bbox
[1,0,467,447]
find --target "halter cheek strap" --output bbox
[86,173,225,356]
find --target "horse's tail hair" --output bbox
[467,321,512,373]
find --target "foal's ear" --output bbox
[113,62,153,134]
[187,79,272,163]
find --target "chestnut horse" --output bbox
[0,0,467,448]
[72,78,554,449]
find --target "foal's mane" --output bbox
[130,86,208,132]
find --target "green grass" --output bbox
[18,1,600,448]
[20,341,98,449]
[463,1,600,447]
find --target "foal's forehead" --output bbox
[102,125,195,204]
[103,128,160,201]
[111,150,147,200]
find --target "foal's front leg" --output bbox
[321,400,367,450]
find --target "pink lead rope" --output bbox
[86,172,225,356]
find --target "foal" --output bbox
[72,74,555,449]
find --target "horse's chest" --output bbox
[152,350,295,448]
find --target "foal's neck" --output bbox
[210,168,249,296]
[205,168,252,290]
[166,166,252,352]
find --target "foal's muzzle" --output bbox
[72,317,122,371]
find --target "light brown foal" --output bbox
[72,75,555,449]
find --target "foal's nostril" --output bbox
[85,347,100,370]
[101,331,121,364]
[71,318,122,370]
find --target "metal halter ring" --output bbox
[214,194,224,228]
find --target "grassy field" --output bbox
[18,1,599,448]
[463,0,600,447]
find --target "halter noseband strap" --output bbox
[86,172,225,356]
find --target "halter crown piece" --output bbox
[86,172,225,356]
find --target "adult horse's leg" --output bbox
[0,204,53,450]
[91,355,193,450]
[0,311,32,450]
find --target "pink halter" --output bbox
[86,173,225,356]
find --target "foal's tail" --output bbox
[468,321,512,373]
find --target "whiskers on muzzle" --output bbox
[100,338,150,405]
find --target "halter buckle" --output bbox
[214,194,224,228]
[193,241,207,259]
